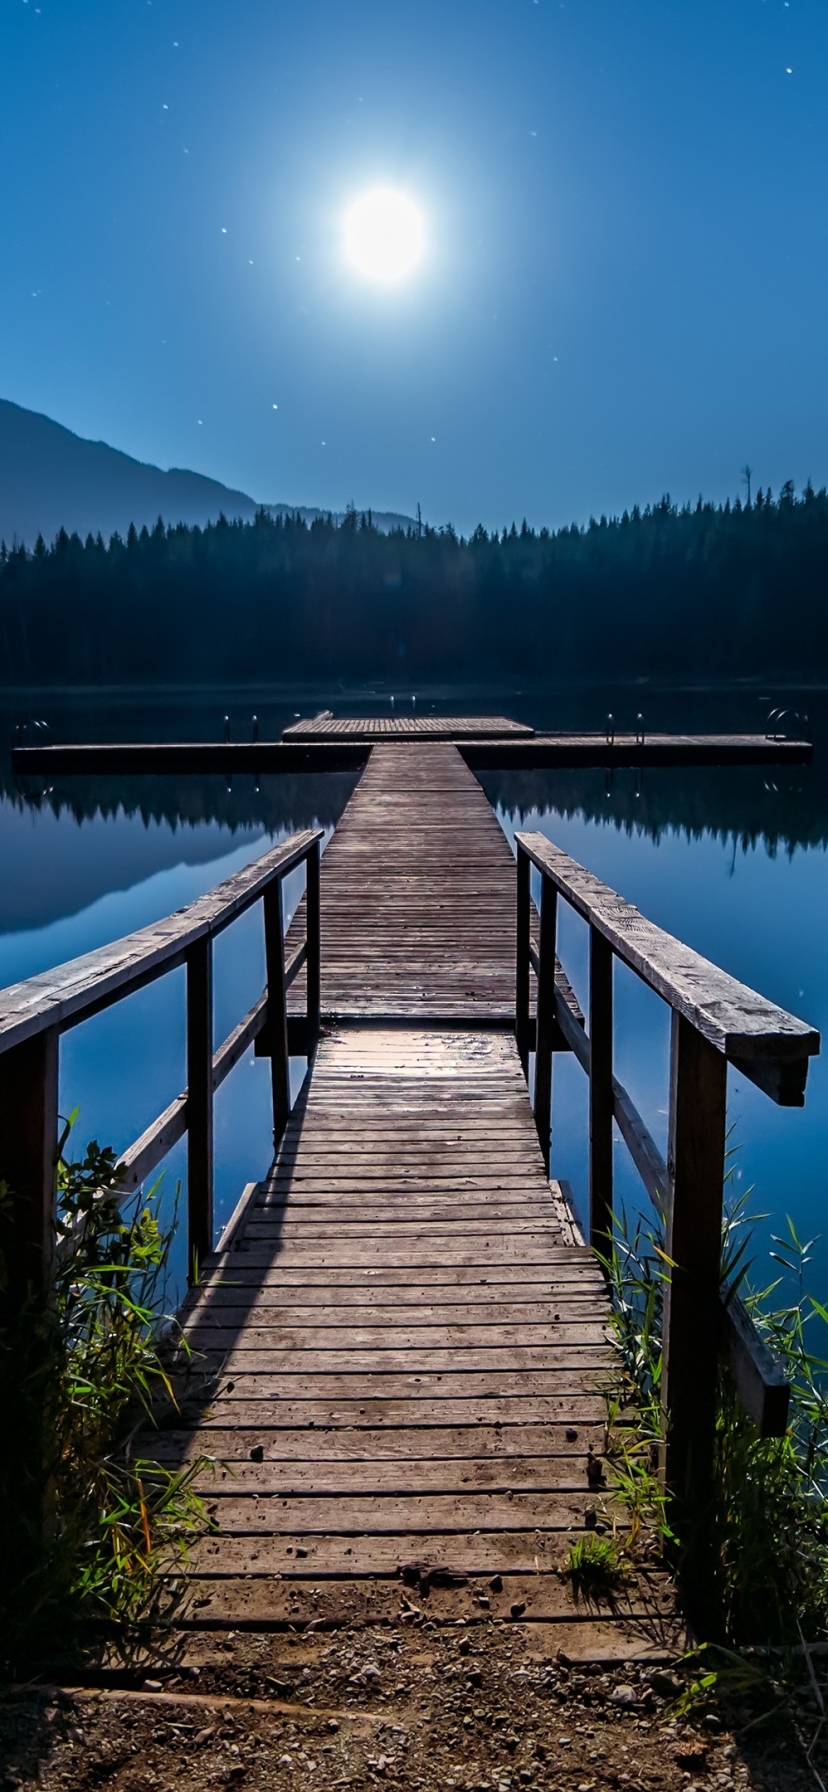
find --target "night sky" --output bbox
[1,0,826,532]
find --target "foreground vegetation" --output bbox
[604,1195,828,1647]
[2,481,828,685]
[0,1132,203,1673]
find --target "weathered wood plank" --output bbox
[158,1020,615,1634]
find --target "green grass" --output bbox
[563,1533,625,1601]
[0,1124,207,1673]
[601,1193,828,1647]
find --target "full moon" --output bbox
[344,188,425,283]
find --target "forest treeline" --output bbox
[1,482,826,685]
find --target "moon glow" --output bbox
[344,187,425,284]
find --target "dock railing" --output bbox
[515,830,820,1506]
[0,828,322,1293]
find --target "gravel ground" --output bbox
[1,1619,824,1792]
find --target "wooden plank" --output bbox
[14,731,812,777]
[187,1529,602,1577]
[517,829,819,1101]
[154,1021,615,1632]
[178,1396,607,1426]
[0,1027,59,1297]
[285,747,520,1022]
[462,733,813,770]
[175,1370,609,1401]
[263,882,290,1140]
[661,1013,727,1515]
[153,1422,606,1461]
[588,925,613,1253]
[11,742,370,775]
[283,715,534,741]
[186,937,214,1278]
[185,1491,609,1533]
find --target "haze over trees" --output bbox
[1,483,826,687]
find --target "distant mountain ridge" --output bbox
[0,398,414,546]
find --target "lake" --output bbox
[3,680,826,1307]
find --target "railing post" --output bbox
[0,1028,59,1303]
[662,1011,727,1533]
[589,926,614,1255]
[516,843,531,1074]
[306,838,321,1049]
[264,878,291,1143]
[186,937,213,1283]
[533,872,558,1174]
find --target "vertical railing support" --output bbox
[533,873,558,1175]
[306,838,321,1050]
[516,843,531,1075]
[589,926,614,1255]
[264,879,291,1144]
[0,1028,59,1302]
[186,937,213,1283]
[662,1011,728,1527]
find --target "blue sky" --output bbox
[1,0,826,531]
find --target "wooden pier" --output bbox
[9,710,814,779]
[0,722,820,1650]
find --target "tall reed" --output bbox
[0,1127,205,1671]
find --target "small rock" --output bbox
[143,1680,162,1693]
[296,1545,308,1557]
[586,1450,604,1488]
[510,1600,527,1619]
[610,1684,637,1707]
[477,1594,491,1609]
[327,1720,339,1733]
[249,1444,264,1463]
[489,1574,503,1593]
[566,1427,578,1442]
[279,1757,292,1768]
[651,1670,682,1698]
[558,1737,572,1748]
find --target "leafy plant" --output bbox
[600,1194,828,1646]
[0,1124,206,1671]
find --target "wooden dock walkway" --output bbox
[1,716,818,1652]
[164,742,653,1647]
[286,742,519,1022]
[170,1026,625,1637]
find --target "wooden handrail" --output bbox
[0,827,323,1293]
[517,830,818,1104]
[0,828,321,1057]
[514,831,819,1518]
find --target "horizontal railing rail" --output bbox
[0,827,323,1292]
[515,830,819,1507]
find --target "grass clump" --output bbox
[601,1198,828,1647]
[0,1126,206,1673]
[563,1533,625,1602]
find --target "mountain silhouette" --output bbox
[0,398,414,545]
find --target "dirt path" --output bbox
[1,1618,823,1792]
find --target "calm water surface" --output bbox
[3,682,827,1303]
